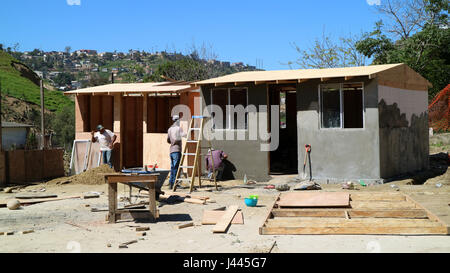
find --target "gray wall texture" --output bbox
[378,85,429,178]
[200,84,271,182]
[297,78,381,182]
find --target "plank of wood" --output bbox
[176,222,194,229]
[266,218,443,228]
[277,192,350,207]
[119,240,138,248]
[202,210,244,225]
[212,205,239,233]
[271,209,429,219]
[350,192,406,201]
[15,194,58,199]
[350,201,417,209]
[0,196,81,208]
[259,194,280,235]
[260,226,448,235]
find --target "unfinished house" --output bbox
[65,82,200,170]
[193,63,431,183]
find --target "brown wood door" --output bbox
[122,96,143,168]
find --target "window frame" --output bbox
[318,82,365,130]
[210,87,249,131]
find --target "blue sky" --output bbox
[0,0,382,70]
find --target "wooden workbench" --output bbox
[103,173,159,224]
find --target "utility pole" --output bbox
[40,80,45,150]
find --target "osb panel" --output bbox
[7,150,26,184]
[75,95,90,132]
[101,96,114,131]
[25,150,44,182]
[43,149,65,178]
[277,192,350,207]
[143,133,171,170]
[90,95,102,131]
[377,64,430,91]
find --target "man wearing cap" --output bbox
[91,125,117,168]
[167,115,186,189]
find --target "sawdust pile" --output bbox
[46,164,117,185]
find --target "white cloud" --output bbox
[67,0,81,5]
[366,0,381,5]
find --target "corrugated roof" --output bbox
[64,82,196,95]
[193,63,405,85]
[1,122,33,128]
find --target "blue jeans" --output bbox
[169,152,181,187]
[102,150,113,168]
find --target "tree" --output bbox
[54,72,74,86]
[50,105,75,149]
[373,0,449,39]
[357,0,450,101]
[289,31,367,69]
[150,58,209,82]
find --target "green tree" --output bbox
[54,72,74,86]
[356,0,450,101]
[150,58,209,82]
[50,105,75,149]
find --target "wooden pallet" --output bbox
[259,192,449,235]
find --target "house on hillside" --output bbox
[1,122,32,150]
[192,63,431,183]
[64,82,201,170]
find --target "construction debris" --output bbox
[212,205,239,233]
[119,240,138,248]
[202,210,244,225]
[65,221,92,232]
[15,193,58,199]
[0,195,81,208]
[83,192,101,199]
[176,222,194,229]
[136,227,150,232]
[293,181,322,191]
[275,184,290,191]
[21,230,34,235]
[136,232,147,236]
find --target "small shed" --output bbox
[1,121,32,150]
[64,82,201,170]
[193,63,431,183]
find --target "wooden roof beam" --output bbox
[321,77,331,82]
[214,82,229,87]
[344,76,355,81]
[298,79,309,83]
[276,80,297,84]
[234,82,251,86]
[369,74,377,79]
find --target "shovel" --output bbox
[301,145,311,180]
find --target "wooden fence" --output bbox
[1,149,65,185]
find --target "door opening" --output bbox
[269,84,298,174]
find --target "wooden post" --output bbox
[0,80,2,152]
[40,80,45,150]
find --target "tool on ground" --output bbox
[173,116,218,193]
[301,144,311,180]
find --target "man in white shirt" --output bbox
[91,124,117,168]
[167,115,186,189]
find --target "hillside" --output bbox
[0,50,73,113]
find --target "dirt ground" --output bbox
[0,134,448,253]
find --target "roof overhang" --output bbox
[64,82,199,96]
[190,63,432,90]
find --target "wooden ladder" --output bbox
[173,116,218,193]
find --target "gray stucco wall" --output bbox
[378,85,429,178]
[297,78,382,182]
[200,84,271,182]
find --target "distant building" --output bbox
[34,71,44,79]
[231,62,244,67]
[221,61,230,67]
[75,49,98,56]
[1,122,32,150]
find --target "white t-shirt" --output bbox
[94,129,115,151]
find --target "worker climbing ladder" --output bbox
[173,116,218,193]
